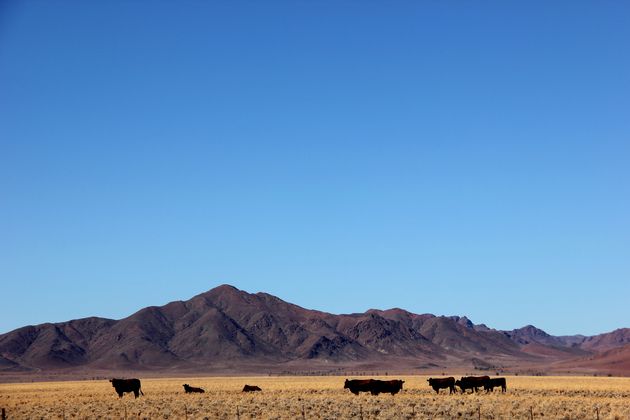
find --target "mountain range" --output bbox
[1,285,628,378]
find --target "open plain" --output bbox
[1,376,629,419]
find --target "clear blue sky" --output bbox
[1,1,629,336]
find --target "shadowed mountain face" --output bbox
[0,285,628,375]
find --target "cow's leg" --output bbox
[134,390,139,398]
[117,391,123,398]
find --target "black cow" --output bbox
[344,379,374,395]
[183,384,205,393]
[456,376,490,393]
[484,377,507,393]
[427,377,456,394]
[344,379,404,396]
[242,385,262,392]
[372,379,404,396]
[110,378,143,398]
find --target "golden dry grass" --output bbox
[1,375,629,419]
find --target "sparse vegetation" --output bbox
[0,375,629,419]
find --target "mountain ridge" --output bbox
[1,284,628,377]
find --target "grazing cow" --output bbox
[427,377,456,394]
[242,385,262,392]
[183,384,205,393]
[456,376,490,393]
[484,377,507,393]
[110,378,143,398]
[344,379,404,396]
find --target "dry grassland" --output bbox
[1,375,629,419]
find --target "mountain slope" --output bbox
[0,285,627,375]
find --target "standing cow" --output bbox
[456,376,490,393]
[110,378,144,398]
[371,379,404,395]
[484,377,507,392]
[427,377,456,394]
[344,379,374,395]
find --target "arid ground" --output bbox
[1,375,629,419]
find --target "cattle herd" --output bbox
[428,376,507,394]
[110,375,506,399]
